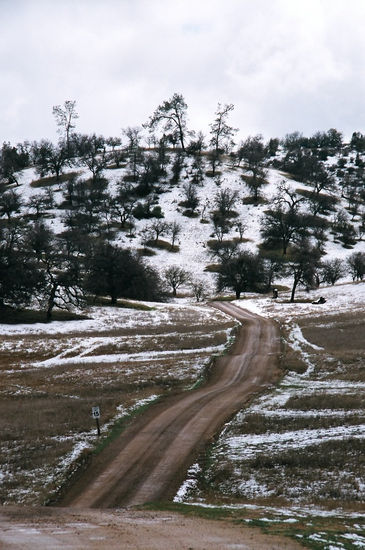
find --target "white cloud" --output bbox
[0,0,365,143]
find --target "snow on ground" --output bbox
[28,343,228,369]
[13,154,365,297]
[5,157,365,516]
[0,301,225,336]
[234,280,365,321]
[175,278,365,511]
[221,423,365,461]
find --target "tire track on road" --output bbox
[58,303,280,508]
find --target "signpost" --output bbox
[92,406,101,436]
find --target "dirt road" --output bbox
[0,507,304,549]
[59,302,281,509]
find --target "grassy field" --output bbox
[1,294,364,547]
[0,301,236,505]
[177,307,364,548]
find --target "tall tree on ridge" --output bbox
[209,103,238,176]
[52,100,79,153]
[146,93,189,151]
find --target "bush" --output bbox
[133,202,164,220]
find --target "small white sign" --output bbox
[92,406,100,419]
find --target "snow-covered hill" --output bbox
[14,149,365,298]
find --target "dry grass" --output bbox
[0,304,235,505]
[299,312,365,382]
[189,310,365,509]
[227,412,364,435]
[146,239,179,252]
[285,393,365,410]
[30,171,80,188]
[301,312,365,352]
[197,438,365,505]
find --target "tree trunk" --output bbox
[290,275,300,303]
[46,283,57,321]
[177,121,185,151]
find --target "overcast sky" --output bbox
[1,0,365,144]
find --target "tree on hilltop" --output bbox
[208,103,238,176]
[52,100,79,153]
[146,93,189,151]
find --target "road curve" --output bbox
[58,303,281,509]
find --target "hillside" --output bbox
[1,135,365,548]
[5,137,365,309]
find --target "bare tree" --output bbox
[52,100,79,152]
[200,198,211,221]
[106,136,124,167]
[209,239,240,262]
[208,103,238,175]
[113,181,136,229]
[209,103,237,154]
[182,182,200,212]
[0,190,22,221]
[123,126,143,181]
[164,266,190,296]
[283,239,323,302]
[320,258,344,285]
[79,134,107,181]
[190,279,207,302]
[146,220,170,244]
[213,187,238,217]
[238,135,267,203]
[146,93,189,151]
[32,140,70,181]
[168,221,181,249]
[235,219,247,241]
[27,194,48,220]
[140,225,153,250]
[274,181,304,212]
[347,251,365,281]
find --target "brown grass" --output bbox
[298,312,365,382]
[227,412,364,435]
[30,171,80,188]
[190,309,365,509]
[285,393,365,410]
[0,304,235,505]
[146,239,179,252]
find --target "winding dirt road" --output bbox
[59,303,281,509]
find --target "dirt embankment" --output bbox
[58,303,281,509]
